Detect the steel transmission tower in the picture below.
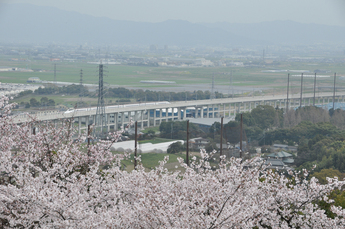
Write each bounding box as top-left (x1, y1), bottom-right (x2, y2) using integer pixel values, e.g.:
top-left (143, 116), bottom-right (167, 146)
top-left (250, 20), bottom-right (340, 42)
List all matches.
top-left (95, 64), bottom-right (106, 138)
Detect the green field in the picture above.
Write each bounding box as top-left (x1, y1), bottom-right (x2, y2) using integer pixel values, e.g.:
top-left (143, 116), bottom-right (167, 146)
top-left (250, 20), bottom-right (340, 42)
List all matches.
top-left (138, 138), bottom-right (172, 144)
top-left (120, 152), bottom-right (187, 172)
top-left (141, 126), bottom-right (160, 134)
top-left (2, 55), bottom-right (345, 96)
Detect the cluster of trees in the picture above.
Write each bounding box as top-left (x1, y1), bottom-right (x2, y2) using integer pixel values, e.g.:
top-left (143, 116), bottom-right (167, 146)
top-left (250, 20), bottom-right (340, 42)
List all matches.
top-left (209, 105), bottom-right (283, 145)
top-left (105, 87), bottom-right (225, 102)
top-left (17, 90), bottom-right (33, 97)
top-left (22, 97), bottom-right (56, 108)
top-left (17, 84), bottom-right (88, 98)
top-left (263, 121), bottom-right (338, 146)
top-left (284, 106), bottom-right (335, 128)
top-left (251, 105), bottom-right (345, 174)
top-left (19, 86), bottom-right (227, 103)
top-left (208, 105), bottom-right (345, 146)
top-left (205, 105), bottom-right (345, 179)
top-left (1, 96), bottom-right (345, 227)
top-left (35, 84), bottom-right (88, 96)
top-left (159, 121), bottom-right (206, 140)
top-left (167, 141), bottom-right (185, 154)
top-left (295, 130), bottom-right (345, 172)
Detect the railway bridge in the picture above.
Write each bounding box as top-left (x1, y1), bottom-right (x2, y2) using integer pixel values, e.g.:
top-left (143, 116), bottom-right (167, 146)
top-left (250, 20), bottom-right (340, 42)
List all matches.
top-left (12, 92), bottom-right (345, 134)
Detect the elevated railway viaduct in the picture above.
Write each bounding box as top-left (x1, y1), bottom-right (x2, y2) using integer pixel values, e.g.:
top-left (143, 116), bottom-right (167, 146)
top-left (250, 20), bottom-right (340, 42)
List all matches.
top-left (12, 92), bottom-right (345, 135)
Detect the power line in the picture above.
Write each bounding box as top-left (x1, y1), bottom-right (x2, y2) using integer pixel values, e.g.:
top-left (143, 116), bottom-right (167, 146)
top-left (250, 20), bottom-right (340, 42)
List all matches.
top-left (299, 73), bottom-right (303, 108)
top-left (333, 73), bottom-right (336, 110)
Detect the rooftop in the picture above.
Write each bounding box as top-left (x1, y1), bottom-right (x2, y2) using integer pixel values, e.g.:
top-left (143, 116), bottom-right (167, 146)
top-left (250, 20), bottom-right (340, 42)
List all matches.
top-left (267, 151), bottom-right (293, 158)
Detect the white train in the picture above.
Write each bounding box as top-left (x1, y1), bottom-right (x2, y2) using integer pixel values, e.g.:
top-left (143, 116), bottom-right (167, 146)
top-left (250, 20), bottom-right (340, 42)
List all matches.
top-left (64, 101), bottom-right (170, 114)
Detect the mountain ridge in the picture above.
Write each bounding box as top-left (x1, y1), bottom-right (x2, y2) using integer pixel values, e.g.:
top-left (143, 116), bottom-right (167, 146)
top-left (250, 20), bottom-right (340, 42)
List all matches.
top-left (200, 20), bottom-right (345, 45)
top-left (0, 3), bottom-right (343, 46)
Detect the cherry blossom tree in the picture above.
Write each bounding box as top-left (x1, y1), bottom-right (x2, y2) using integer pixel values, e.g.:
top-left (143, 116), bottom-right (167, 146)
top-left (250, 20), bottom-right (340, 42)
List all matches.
top-left (0, 96), bottom-right (345, 228)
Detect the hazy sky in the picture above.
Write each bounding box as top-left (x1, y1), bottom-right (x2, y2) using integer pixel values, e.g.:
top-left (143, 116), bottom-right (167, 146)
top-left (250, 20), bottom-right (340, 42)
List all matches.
top-left (2, 0), bottom-right (345, 26)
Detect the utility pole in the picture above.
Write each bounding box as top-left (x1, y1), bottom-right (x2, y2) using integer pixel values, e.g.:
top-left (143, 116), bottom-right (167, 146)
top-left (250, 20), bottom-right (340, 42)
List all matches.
top-left (240, 114), bottom-right (243, 159)
top-left (231, 71), bottom-right (234, 99)
top-left (171, 122), bottom-right (173, 139)
top-left (186, 120), bottom-right (190, 166)
top-left (228, 78), bottom-right (230, 98)
top-left (134, 121), bottom-right (138, 170)
top-left (286, 73), bottom-right (290, 111)
top-left (220, 116), bottom-right (223, 161)
top-left (213, 123), bottom-right (216, 140)
top-left (333, 73), bottom-right (336, 110)
top-left (313, 73), bottom-right (317, 106)
top-left (300, 73), bottom-right (304, 108)
top-left (87, 124), bottom-right (91, 158)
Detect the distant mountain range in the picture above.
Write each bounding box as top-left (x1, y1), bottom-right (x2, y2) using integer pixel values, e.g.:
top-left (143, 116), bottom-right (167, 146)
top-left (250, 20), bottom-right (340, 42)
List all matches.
top-left (0, 3), bottom-right (344, 46)
top-left (200, 21), bottom-right (345, 45)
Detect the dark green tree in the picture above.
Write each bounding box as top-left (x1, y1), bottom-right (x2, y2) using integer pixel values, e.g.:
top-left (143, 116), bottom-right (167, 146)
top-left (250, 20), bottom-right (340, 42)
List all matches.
top-left (250, 105), bottom-right (276, 130)
top-left (30, 98), bottom-right (40, 107)
top-left (224, 121), bottom-right (241, 144)
top-left (167, 141), bottom-right (185, 154)
top-left (235, 112), bottom-right (255, 126)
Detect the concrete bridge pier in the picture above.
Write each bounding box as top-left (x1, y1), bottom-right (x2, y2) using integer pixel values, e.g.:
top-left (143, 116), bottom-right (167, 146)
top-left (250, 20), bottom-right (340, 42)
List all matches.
top-left (121, 112), bottom-right (125, 129)
top-left (159, 109), bottom-right (163, 125)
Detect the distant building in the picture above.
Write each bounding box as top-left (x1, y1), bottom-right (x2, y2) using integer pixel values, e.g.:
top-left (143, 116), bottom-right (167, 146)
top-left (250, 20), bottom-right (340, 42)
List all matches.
top-left (264, 158), bottom-right (290, 170)
top-left (227, 62), bottom-right (244, 67)
top-left (235, 141), bottom-right (247, 151)
top-left (157, 62), bottom-right (167, 66)
top-left (194, 58), bottom-right (214, 67)
top-left (216, 143), bottom-right (229, 150)
top-left (150, 45), bottom-right (157, 51)
top-left (272, 144), bottom-right (297, 152)
top-left (267, 151), bottom-right (294, 164)
top-left (189, 137), bottom-right (210, 150)
top-left (50, 58), bottom-right (61, 62)
top-left (0, 67), bottom-right (17, 72)
top-left (27, 77), bottom-right (41, 83)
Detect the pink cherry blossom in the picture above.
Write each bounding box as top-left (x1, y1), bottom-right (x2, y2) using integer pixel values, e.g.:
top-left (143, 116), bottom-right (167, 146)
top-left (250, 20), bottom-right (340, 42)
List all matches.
top-left (0, 96), bottom-right (344, 228)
